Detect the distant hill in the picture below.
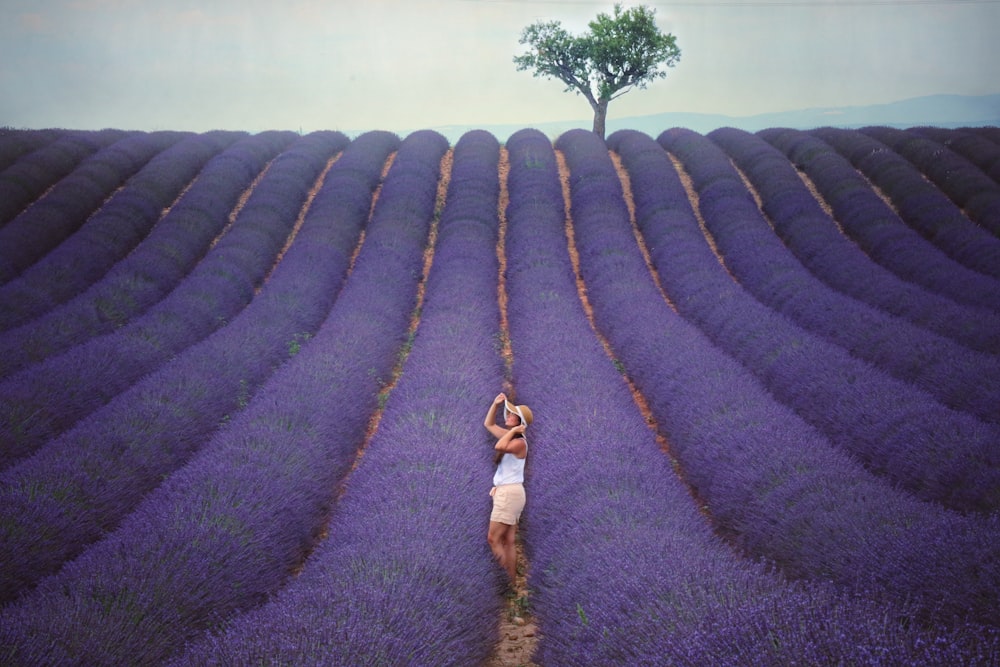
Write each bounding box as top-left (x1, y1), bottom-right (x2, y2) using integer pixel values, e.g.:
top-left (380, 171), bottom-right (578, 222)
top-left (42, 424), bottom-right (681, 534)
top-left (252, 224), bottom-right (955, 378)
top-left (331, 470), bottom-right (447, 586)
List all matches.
top-left (420, 93), bottom-right (1000, 142)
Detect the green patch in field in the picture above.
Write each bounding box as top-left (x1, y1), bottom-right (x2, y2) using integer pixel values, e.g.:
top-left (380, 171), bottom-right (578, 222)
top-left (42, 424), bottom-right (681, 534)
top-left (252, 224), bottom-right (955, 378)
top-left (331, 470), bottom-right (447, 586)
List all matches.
top-left (287, 331), bottom-right (312, 356)
top-left (510, 592), bottom-right (531, 619)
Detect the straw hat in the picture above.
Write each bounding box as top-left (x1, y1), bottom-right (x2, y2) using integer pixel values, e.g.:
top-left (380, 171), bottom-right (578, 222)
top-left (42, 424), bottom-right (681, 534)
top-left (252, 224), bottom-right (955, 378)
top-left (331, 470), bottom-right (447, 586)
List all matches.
top-left (504, 399), bottom-right (533, 426)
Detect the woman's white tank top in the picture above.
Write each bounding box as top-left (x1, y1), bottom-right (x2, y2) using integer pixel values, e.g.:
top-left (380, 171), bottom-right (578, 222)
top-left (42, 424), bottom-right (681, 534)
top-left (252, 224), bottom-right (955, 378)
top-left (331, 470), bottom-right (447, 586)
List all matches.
top-left (493, 445), bottom-right (526, 486)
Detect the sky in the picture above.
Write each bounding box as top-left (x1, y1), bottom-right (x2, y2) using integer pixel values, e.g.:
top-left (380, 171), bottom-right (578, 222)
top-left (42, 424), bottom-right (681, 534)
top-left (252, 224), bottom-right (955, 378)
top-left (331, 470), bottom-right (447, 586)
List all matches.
top-left (1, 0), bottom-right (998, 135)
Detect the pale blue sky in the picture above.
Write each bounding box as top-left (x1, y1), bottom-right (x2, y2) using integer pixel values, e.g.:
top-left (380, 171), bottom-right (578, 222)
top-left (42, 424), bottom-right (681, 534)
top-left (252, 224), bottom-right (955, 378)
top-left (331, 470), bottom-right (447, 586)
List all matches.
top-left (1, 0), bottom-right (997, 133)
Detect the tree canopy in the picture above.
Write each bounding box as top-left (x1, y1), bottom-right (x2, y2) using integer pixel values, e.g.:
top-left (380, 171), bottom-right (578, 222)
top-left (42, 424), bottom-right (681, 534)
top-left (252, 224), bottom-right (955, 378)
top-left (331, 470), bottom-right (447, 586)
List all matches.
top-left (513, 4), bottom-right (680, 139)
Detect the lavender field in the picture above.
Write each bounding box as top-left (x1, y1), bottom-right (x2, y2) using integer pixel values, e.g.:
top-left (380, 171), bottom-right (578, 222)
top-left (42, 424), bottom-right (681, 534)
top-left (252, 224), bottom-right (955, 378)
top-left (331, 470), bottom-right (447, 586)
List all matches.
top-left (1, 125), bottom-right (999, 665)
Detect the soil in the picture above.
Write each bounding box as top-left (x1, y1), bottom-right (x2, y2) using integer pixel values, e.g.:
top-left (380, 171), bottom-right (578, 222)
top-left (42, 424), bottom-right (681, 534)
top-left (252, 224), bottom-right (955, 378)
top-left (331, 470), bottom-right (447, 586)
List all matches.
top-left (485, 542), bottom-right (539, 667)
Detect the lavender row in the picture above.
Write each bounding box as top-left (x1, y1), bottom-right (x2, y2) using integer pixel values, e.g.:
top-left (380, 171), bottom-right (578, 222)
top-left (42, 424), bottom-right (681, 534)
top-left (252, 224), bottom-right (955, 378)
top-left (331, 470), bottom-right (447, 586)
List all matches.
top-left (0, 129), bottom-right (61, 173)
top-left (973, 126), bottom-right (1000, 146)
top-left (507, 127), bottom-right (997, 663)
top-left (0, 130), bottom-right (389, 601)
top-left (663, 127), bottom-right (1000, 427)
top-left (813, 127), bottom-right (1000, 281)
top-left (760, 127), bottom-right (1000, 312)
top-left (601, 128), bottom-right (1000, 626)
top-left (0, 131), bottom-right (237, 331)
top-left (911, 127), bottom-right (1000, 185)
top-left (174, 129), bottom-right (503, 666)
top-left (0, 131), bottom-right (345, 469)
top-left (708, 127), bottom-right (1000, 356)
top-left (0, 130), bottom-right (295, 379)
top-left (860, 126), bottom-right (1000, 236)
top-left (0, 131), bottom-right (188, 285)
top-left (655, 127), bottom-right (1000, 511)
top-left (0, 129), bottom-right (125, 225)
top-left (0, 131), bottom-right (449, 666)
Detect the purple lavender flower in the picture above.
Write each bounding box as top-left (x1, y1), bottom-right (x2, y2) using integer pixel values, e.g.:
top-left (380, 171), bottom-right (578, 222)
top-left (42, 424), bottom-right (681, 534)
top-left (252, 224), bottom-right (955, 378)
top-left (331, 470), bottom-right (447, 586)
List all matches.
top-left (0, 128), bottom-right (63, 172)
top-left (709, 126), bottom-right (1000, 354)
top-left (173, 129), bottom-right (502, 666)
top-left (500, 126), bottom-right (1000, 664)
top-left (0, 131), bottom-right (374, 600)
top-left (815, 127), bottom-right (1000, 280)
top-left (862, 125), bottom-right (1000, 236)
top-left (0, 130), bottom-right (455, 665)
top-left (0, 131), bottom-right (191, 285)
top-left (0, 131), bottom-right (294, 379)
top-left (574, 127), bottom-right (1000, 623)
top-left (910, 127), bottom-right (1000, 184)
top-left (662, 127), bottom-right (1000, 425)
top-left (0, 131), bottom-right (345, 467)
top-left (762, 127), bottom-right (1000, 312)
top-left (0, 125), bottom-right (997, 665)
top-left (0, 131), bottom-right (238, 330)
top-left (0, 129), bottom-right (125, 225)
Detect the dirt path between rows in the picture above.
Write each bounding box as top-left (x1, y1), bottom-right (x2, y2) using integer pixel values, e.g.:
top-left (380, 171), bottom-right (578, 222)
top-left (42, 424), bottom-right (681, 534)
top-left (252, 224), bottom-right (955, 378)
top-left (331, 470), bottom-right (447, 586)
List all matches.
top-left (484, 543), bottom-right (537, 667)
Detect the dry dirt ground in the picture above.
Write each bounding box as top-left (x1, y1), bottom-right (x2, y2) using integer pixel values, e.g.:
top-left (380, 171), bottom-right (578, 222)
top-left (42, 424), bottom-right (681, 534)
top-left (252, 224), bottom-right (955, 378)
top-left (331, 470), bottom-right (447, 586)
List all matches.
top-left (485, 542), bottom-right (538, 667)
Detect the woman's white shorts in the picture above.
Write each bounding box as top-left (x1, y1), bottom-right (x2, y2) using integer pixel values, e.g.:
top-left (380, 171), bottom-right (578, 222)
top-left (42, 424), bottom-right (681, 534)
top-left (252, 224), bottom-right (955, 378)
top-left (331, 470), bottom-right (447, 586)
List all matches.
top-left (489, 483), bottom-right (525, 525)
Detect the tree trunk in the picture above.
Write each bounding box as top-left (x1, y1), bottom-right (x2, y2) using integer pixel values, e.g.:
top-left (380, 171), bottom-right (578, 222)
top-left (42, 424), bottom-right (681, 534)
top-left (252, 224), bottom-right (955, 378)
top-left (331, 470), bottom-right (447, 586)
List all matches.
top-left (592, 99), bottom-right (609, 140)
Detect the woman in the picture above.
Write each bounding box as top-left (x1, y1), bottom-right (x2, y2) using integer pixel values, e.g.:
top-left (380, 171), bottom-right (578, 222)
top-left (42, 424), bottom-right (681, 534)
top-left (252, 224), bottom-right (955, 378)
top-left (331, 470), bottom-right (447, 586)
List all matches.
top-left (483, 392), bottom-right (533, 583)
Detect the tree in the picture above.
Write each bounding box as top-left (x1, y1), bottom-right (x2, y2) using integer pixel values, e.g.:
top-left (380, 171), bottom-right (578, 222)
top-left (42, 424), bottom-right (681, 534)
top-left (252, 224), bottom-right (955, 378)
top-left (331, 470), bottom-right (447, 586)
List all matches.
top-left (513, 4), bottom-right (680, 139)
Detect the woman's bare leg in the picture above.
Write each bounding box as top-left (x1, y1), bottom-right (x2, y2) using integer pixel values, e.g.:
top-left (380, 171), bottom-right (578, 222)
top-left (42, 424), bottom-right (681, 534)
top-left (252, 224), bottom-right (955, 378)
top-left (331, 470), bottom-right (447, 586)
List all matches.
top-left (502, 524), bottom-right (518, 582)
top-left (488, 521), bottom-right (517, 582)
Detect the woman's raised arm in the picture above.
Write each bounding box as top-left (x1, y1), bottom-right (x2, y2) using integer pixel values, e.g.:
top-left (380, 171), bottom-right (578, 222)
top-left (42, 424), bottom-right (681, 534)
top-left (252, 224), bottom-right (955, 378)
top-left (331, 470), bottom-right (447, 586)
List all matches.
top-left (484, 393), bottom-right (507, 438)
